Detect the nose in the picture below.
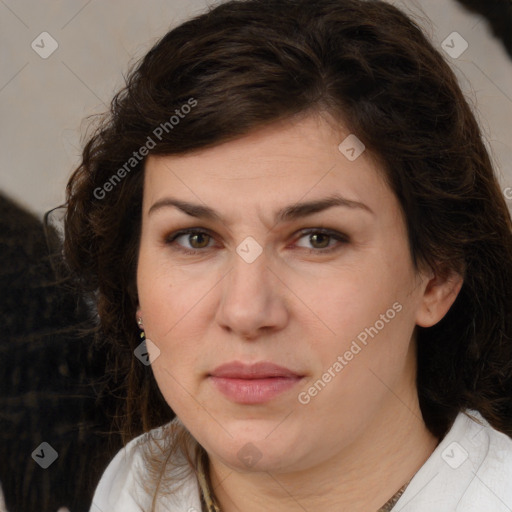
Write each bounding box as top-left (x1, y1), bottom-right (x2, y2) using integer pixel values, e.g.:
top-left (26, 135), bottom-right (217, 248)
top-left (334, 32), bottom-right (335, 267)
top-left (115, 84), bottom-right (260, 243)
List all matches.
top-left (215, 246), bottom-right (289, 340)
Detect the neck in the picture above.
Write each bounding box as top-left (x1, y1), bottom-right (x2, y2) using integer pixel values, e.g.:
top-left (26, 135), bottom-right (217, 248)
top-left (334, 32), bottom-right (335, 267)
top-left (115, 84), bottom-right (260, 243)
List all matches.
top-left (208, 363), bottom-right (439, 512)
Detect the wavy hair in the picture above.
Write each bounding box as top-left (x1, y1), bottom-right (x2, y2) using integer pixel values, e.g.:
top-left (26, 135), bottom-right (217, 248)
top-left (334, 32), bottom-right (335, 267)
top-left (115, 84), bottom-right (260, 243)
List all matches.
top-left (64, 0), bottom-right (512, 500)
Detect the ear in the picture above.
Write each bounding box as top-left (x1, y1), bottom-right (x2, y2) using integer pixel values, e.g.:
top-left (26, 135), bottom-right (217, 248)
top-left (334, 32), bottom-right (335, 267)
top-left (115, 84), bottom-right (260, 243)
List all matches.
top-left (415, 268), bottom-right (463, 328)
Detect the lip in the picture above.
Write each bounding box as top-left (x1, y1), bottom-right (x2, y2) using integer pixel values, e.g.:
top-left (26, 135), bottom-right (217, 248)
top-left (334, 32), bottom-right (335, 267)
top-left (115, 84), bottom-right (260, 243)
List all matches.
top-left (210, 361), bottom-right (302, 379)
top-left (209, 361), bottom-right (304, 404)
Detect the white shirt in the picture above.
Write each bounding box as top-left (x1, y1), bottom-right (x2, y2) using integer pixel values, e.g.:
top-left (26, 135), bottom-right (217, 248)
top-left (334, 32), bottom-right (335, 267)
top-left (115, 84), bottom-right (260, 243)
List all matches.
top-left (90, 410), bottom-right (512, 512)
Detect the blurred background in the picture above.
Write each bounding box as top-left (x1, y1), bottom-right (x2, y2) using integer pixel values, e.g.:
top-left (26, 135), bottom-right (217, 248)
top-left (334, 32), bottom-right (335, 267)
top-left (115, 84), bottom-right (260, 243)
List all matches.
top-left (0, 1), bottom-right (511, 511)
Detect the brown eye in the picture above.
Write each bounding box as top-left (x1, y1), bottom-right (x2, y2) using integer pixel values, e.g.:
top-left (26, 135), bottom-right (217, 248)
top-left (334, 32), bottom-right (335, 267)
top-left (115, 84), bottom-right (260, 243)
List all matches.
top-left (308, 232), bottom-right (331, 249)
top-left (187, 232), bottom-right (211, 249)
top-left (294, 228), bottom-right (349, 253)
top-left (166, 229), bottom-right (216, 254)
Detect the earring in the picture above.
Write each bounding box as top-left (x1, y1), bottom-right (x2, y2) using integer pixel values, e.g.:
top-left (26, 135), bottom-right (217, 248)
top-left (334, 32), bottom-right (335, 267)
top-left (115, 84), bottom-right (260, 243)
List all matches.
top-left (137, 317), bottom-right (146, 340)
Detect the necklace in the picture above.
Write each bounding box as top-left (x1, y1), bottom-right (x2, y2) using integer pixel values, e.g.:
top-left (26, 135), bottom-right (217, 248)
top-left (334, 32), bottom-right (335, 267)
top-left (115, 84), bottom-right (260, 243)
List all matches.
top-left (196, 449), bottom-right (410, 512)
top-left (377, 480), bottom-right (410, 511)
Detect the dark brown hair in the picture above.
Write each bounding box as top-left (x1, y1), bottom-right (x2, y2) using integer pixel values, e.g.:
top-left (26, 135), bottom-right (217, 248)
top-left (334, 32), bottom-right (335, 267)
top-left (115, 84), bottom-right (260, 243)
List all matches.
top-left (64, 0), bottom-right (512, 449)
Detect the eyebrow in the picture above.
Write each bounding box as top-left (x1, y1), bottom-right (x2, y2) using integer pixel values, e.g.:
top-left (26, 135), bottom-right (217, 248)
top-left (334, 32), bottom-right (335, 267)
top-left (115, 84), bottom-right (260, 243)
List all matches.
top-left (147, 194), bottom-right (373, 223)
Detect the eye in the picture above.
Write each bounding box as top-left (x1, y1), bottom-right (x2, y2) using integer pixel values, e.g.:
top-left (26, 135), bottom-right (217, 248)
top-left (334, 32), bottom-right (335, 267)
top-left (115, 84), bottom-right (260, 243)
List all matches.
top-left (165, 228), bottom-right (216, 255)
top-left (165, 227), bottom-right (349, 256)
top-left (293, 228), bottom-right (349, 253)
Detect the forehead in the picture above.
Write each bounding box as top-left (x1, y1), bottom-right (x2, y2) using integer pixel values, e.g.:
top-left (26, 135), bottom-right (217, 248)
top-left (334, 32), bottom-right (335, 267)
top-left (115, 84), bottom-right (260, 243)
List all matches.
top-left (142, 113), bottom-right (393, 220)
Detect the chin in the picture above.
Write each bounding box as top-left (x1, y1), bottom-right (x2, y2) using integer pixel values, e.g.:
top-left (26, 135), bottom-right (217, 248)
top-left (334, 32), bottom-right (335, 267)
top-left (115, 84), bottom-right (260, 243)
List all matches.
top-left (216, 445), bottom-right (293, 473)
top-left (204, 428), bottom-right (303, 474)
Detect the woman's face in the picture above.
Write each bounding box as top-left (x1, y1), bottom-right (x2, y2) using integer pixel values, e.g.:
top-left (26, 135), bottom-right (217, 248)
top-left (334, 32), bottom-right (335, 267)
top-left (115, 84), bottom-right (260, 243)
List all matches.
top-left (136, 112), bottom-right (433, 473)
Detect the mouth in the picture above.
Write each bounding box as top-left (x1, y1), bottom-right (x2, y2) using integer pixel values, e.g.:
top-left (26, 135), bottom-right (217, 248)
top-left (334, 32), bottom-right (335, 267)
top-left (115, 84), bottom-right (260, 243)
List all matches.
top-left (208, 361), bottom-right (305, 404)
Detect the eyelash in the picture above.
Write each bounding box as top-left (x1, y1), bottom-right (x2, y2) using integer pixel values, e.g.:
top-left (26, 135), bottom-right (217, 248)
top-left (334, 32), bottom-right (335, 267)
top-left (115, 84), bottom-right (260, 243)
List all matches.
top-left (164, 227), bottom-right (349, 256)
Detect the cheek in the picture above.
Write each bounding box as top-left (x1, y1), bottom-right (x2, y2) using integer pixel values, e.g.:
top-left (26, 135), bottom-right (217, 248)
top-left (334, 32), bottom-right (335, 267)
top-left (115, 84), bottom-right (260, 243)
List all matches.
top-left (136, 264), bottom-right (208, 404)
top-left (137, 253), bottom-right (216, 338)
top-left (304, 262), bottom-right (406, 344)
top-left (299, 305), bottom-right (414, 433)
top-left (304, 259), bottom-right (417, 391)
top-left (145, 306), bottom-right (207, 416)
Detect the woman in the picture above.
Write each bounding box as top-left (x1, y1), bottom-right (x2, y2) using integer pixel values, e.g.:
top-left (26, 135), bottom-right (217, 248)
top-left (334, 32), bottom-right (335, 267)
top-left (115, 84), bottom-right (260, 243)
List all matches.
top-left (63, 0), bottom-right (512, 510)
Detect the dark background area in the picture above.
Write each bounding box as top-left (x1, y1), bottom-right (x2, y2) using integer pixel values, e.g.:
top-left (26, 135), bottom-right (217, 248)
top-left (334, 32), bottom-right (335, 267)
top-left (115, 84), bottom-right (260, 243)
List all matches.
top-left (0, 193), bottom-right (122, 512)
